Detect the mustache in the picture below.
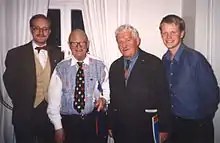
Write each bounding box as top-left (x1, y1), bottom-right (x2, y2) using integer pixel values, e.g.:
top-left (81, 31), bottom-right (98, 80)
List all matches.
top-left (36, 34), bottom-right (47, 37)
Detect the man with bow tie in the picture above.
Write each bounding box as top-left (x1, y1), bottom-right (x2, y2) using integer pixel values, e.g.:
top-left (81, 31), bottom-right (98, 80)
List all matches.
top-left (3, 14), bottom-right (64, 143)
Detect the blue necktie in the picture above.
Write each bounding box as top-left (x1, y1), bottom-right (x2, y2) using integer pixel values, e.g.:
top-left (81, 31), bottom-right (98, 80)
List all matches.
top-left (124, 60), bottom-right (130, 80)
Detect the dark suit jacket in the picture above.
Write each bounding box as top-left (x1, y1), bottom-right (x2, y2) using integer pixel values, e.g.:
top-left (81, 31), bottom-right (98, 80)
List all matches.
top-left (108, 49), bottom-right (171, 142)
top-left (3, 41), bottom-right (64, 125)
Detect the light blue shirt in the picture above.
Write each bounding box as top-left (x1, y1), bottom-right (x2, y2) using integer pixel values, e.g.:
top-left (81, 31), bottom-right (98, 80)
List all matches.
top-left (124, 50), bottom-right (139, 79)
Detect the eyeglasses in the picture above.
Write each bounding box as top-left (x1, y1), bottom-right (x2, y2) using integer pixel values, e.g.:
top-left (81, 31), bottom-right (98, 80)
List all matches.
top-left (32, 26), bottom-right (50, 33)
top-left (69, 41), bottom-right (87, 47)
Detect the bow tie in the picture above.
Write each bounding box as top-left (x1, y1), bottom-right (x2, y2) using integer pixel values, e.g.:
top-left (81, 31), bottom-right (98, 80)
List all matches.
top-left (35, 46), bottom-right (47, 53)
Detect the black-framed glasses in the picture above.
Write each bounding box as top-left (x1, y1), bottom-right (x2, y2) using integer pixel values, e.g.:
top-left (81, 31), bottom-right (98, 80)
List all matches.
top-left (69, 41), bottom-right (87, 47)
top-left (32, 26), bottom-right (50, 33)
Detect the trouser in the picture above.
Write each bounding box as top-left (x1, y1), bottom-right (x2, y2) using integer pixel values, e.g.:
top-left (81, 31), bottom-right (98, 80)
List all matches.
top-left (14, 100), bottom-right (55, 143)
top-left (170, 115), bottom-right (214, 143)
top-left (62, 111), bottom-right (107, 143)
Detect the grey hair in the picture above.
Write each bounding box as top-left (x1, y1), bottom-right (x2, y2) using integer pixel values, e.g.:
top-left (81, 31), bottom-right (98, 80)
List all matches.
top-left (115, 24), bottom-right (139, 38)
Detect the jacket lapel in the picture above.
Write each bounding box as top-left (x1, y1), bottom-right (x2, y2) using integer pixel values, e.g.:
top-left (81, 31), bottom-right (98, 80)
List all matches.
top-left (22, 42), bottom-right (37, 93)
top-left (126, 50), bottom-right (145, 86)
top-left (47, 46), bottom-right (57, 75)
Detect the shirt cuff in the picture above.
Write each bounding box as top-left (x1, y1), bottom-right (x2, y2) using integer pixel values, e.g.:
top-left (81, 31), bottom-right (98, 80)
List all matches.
top-left (54, 119), bottom-right (63, 130)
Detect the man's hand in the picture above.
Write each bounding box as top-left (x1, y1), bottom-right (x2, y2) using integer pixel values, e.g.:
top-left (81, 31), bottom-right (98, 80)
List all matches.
top-left (95, 97), bottom-right (106, 112)
top-left (159, 132), bottom-right (168, 143)
top-left (55, 128), bottom-right (65, 143)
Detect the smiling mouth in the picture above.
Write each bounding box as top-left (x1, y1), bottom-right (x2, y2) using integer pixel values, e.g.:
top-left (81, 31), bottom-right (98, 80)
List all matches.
top-left (123, 48), bottom-right (129, 52)
top-left (37, 36), bottom-right (47, 39)
top-left (166, 40), bottom-right (174, 43)
top-left (76, 49), bottom-right (84, 52)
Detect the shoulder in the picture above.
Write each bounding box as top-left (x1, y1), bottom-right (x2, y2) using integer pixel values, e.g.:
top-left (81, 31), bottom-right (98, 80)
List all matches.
top-left (56, 57), bottom-right (72, 69)
top-left (110, 56), bottom-right (123, 69)
top-left (6, 42), bottom-right (32, 57)
top-left (87, 54), bottom-right (106, 66)
top-left (182, 45), bottom-right (208, 64)
top-left (139, 49), bottom-right (162, 65)
top-left (88, 54), bottom-right (103, 62)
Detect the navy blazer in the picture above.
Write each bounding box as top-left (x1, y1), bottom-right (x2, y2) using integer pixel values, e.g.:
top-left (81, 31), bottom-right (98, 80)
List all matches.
top-left (108, 49), bottom-right (171, 142)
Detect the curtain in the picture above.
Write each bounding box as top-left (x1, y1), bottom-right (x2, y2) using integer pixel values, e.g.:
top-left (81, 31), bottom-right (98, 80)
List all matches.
top-left (0, 0), bottom-right (49, 142)
top-left (82, 0), bottom-right (130, 68)
top-left (82, 1), bottom-right (130, 142)
top-left (208, 0), bottom-right (220, 142)
top-left (208, 0), bottom-right (220, 85)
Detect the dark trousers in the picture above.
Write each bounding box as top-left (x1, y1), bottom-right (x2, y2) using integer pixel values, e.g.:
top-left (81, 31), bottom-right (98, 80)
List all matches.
top-left (170, 115), bottom-right (214, 143)
top-left (14, 100), bottom-right (55, 143)
top-left (62, 111), bottom-right (107, 143)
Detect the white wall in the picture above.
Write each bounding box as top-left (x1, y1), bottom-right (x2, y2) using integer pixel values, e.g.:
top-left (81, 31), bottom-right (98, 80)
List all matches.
top-left (212, 0), bottom-right (220, 140)
top-left (94, 0), bottom-right (182, 67)
top-left (182, 0), bottom-right (196, 49)
top-left (184, 0), bottom-right (220, 142)
top-left (92, 0), bottom-right (182, 63)
top-left (128, 0), bottom-right (182, 58)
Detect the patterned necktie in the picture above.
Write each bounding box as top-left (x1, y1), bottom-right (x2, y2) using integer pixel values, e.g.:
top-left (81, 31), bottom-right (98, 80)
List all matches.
top-left (74, 62), bottom-right (85, 113)
top-left (124, 60), bottom-right (130, 80)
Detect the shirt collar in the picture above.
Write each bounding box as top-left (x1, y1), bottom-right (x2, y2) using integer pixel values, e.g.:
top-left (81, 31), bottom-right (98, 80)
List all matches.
top-left (32, 41), bottom-right (47, 50)
top-left (164, 44), bottom-right (184, 62)
top-left (70, 54), bottom-right (90, 66)
top-left (124, 49), bottom-right (139, 63)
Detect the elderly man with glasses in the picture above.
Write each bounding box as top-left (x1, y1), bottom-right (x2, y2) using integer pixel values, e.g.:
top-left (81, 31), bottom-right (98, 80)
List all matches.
top-left (47, 29), bottom-right (110, 143)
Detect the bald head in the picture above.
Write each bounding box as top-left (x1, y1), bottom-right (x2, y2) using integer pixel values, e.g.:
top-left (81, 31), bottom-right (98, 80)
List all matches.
top-left (68, 29), bottom-right (88, 42)
top-left (68, 29), bottom-right (89, 61)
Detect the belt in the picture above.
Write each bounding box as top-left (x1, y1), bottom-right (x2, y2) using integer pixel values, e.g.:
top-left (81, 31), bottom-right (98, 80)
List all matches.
top-left (61, 111), bottom-right (96, 120)
top-left (61, 111), bottom-right (104, 136)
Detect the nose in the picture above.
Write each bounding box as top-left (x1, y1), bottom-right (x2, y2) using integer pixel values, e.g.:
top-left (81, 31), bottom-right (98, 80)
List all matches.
top-left (121, 42), bottom-right (127, 48)
top-left (167, 33), bottom-right (173, 39)
top-left (75, 45), bottom-right (84, 50)
top-left (38, 29), bottom-right (45, 36)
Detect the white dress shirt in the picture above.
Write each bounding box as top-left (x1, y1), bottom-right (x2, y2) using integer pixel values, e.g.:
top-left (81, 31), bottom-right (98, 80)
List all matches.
top-left (32, 41), bottom-right (48, 69)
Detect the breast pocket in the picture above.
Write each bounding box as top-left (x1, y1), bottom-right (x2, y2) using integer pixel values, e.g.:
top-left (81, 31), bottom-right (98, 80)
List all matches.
top-left (86, 75), bottom-right (98, 96)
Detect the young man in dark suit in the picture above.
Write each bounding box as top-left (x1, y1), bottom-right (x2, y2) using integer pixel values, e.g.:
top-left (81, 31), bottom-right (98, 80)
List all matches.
top-left (108, 24), bottom-right (171, 143)
top-left (3, 14), bottom-right (63, 143)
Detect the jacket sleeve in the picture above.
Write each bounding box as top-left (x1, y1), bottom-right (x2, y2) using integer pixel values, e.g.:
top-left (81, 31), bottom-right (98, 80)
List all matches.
top-left (3, 50), bottom-right (18, 100)
top-left (154, 60), bottom-right (172, 133)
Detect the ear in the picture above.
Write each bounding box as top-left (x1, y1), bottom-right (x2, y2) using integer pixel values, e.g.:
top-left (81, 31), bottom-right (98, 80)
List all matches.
top-left (30, 27), bottom-right (34, 34)
top-left (136, 37), bottom-right (141, 47)
top-left (180, 30), bottom-right (185, 39)
top-left (86, 40), bottom-right (90, 53)
top-left (48, 29), bottom-right (52, 36)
